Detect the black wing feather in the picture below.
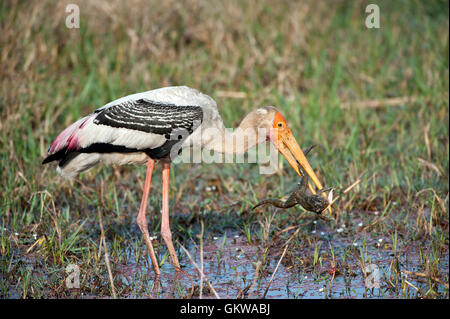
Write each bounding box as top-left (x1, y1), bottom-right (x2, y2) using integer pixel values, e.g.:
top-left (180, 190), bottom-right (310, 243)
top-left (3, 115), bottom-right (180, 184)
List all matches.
top-left (93, 99), bottom-right (203, 135)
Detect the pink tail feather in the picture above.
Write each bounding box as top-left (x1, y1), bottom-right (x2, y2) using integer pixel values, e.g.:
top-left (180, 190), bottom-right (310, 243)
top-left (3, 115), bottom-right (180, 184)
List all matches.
top-left (48, 115), bottom-right (93, 155)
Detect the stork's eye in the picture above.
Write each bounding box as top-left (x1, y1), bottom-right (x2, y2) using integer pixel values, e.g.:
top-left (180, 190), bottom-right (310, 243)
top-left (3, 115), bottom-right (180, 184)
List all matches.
top-left (277, 122), bottom-right (283, 128)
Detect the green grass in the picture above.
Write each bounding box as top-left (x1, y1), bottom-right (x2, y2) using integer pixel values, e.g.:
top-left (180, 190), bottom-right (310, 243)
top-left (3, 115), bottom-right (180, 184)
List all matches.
top-left (0, 0), bottom-right (448, 298)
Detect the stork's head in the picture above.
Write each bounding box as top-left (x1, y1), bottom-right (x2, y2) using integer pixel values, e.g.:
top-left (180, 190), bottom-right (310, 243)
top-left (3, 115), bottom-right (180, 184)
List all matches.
top-left (242, 106), bottom-right (323, 191)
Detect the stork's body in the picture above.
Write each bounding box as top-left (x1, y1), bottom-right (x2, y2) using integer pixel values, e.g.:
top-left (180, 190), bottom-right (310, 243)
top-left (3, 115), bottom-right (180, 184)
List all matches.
top-left (43, 86), bottom-right (324, 275)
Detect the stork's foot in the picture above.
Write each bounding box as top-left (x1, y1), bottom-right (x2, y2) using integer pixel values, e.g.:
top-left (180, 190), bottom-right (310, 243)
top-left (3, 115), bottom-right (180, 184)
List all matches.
top-left (161, 228), bottom-right (181, 270)
top-left (137, 217), bottom-right (161, 276)
top-left (150, 276), bottom-right (161, 298)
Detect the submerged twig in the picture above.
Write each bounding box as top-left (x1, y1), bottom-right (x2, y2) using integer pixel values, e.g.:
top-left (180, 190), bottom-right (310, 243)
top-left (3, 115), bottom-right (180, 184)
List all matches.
top-left (177, 240), bottom-right (220, 299)
top-left (198, 221), bottom-right (205, 299)
top-left (248, 261), bottom-right (262, 299)
top-left (97, 208), bottom-right (117, 299)
top-left (262, 244), bottom-right (289, 298)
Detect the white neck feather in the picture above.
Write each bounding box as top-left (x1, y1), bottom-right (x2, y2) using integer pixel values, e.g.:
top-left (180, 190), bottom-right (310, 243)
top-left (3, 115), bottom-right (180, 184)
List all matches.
top-left (184, 107), bottom-right (275, 156)
top-left (200, 110), bottom-right (271, 154)
top-left (202, 126), bottom-right (262, 154)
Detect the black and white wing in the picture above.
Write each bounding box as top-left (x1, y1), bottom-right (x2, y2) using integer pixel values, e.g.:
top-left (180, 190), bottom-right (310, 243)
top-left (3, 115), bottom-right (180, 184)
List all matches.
top-left (43, 88), bottom-right (206, 166)
top-left (89, 98), bottom-right (203, 158)
top-left (94, 98), bottom-right (203, 136)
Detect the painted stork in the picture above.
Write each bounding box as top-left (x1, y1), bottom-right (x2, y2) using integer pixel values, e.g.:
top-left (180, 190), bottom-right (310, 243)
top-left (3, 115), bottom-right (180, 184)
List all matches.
top-left (42, 86), bottom-right (324, 276)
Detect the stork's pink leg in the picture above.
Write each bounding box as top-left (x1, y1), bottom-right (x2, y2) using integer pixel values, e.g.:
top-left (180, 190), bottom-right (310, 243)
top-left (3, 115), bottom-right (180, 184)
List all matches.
top-left (161, 161), bottom-right (181, 270)
top-left (136, 159), bottom-right (161, 276)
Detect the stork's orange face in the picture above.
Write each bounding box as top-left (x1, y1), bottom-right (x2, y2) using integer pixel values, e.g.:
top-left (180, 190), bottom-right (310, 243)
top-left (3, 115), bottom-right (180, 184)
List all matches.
top-left (270, 112), bottom-right (323, 191)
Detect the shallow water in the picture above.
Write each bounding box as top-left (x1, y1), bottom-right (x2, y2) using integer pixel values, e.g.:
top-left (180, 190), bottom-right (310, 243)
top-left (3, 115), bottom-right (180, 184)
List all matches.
top-left (115, 230), bottom-right (449, 299)
top-left (4, 221), bottom-right (447, 299)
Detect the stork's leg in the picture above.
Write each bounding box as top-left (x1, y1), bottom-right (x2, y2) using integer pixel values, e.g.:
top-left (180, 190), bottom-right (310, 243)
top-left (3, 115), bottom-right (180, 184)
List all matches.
top-left (136, 159), bottom-right (161, 276)
top-left (161, 161), bottom-right (181, 270)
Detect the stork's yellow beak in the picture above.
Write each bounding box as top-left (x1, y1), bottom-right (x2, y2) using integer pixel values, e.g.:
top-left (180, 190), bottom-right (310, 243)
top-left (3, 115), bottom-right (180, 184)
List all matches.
top-left (278, 130), bottom-right (323, 190)
top-left (271, 112), bottom-right (323, 191)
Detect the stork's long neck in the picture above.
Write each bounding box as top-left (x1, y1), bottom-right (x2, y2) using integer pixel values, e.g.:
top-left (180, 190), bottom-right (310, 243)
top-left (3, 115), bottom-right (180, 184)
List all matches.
top-left (200, 111), bottom-right (268, 154)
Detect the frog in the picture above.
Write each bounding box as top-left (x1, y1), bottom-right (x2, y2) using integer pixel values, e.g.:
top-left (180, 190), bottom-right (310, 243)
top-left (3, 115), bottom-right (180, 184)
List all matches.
top-left (252, 145), bottom-right (332, 214)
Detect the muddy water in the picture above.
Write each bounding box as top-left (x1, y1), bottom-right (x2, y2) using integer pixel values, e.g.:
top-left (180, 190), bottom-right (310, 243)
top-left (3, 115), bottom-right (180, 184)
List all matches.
top-left (116, 231), bottom-right (449, 299)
